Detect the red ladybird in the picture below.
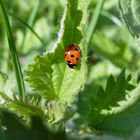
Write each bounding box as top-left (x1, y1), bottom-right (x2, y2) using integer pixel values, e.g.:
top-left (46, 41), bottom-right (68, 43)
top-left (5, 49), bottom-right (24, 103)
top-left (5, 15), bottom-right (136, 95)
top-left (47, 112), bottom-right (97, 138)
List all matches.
top-left (64, 43), bottom-right (81, 68)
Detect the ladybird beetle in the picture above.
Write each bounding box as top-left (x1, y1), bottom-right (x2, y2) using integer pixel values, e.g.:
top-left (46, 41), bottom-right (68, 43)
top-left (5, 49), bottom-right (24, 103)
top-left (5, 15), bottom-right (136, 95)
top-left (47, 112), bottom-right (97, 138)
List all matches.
top-left (64, 43), bottom-right (81, 68)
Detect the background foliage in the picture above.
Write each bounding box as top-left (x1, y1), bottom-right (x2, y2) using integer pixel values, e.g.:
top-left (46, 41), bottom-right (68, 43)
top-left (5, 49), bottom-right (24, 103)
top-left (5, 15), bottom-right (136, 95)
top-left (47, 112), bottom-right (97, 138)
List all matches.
top-left (0, 0), bottom-right (140, 139)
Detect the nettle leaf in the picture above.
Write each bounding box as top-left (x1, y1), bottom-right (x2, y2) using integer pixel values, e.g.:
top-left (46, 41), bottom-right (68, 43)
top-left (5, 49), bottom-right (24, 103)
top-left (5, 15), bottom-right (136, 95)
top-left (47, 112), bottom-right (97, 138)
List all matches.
top-left (96, 83), bottom-right (140, 137)
top-left (0, 73), bottom-right (44, 118)
top-left (26, 0), bottom-right (90, 105)
top-left (78, 70), bottom-right (136, 128)
top-left (0, 91), bottom-right (45, 118)
top-left (94, 70), bottom-right (135, 111)
top-left (118, 0), bottom-right (140, 39)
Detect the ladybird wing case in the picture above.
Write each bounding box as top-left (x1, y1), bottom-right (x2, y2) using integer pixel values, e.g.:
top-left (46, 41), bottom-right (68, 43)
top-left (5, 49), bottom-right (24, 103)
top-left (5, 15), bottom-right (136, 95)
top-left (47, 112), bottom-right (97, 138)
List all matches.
top-left (64, 44), bottom-right (80, 68)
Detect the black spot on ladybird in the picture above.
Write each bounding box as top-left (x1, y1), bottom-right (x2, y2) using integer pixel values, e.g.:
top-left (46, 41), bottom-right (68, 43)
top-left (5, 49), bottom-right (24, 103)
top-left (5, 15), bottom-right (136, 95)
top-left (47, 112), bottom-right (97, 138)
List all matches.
top-left (75, 48), bottom-right (79, 51)
top-left (71, 55), bottom-right (74, 57)
top-left (76, 58), bottom-right (79, 61)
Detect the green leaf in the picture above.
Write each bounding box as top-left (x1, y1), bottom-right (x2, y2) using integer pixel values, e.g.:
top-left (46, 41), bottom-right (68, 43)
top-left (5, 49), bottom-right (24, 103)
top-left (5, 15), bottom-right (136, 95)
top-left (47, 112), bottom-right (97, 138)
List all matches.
top-left (96, 83), bottom-right (140, 137)
top-left (0, 72), bottom-right (44, 118)
top-left (118, 0), bottom-right (140, 39)
top-left (26, 0), bottom-right (90, 105)
top-left (0, 91), bottom-right (44, 118)
top-left (95, 70), bottom-right (135, 111)
top-left (78, 70), bottom-right (136, 128)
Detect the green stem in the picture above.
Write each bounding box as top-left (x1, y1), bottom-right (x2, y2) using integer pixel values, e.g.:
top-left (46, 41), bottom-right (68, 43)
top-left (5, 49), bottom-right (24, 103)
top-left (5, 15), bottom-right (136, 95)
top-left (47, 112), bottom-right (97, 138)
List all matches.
top-left (0, 0), bottom-right (25, 101)
top-left (87, 0), bottom-right (105, 46)
top-left (100, 11), bottom-right (122, 26)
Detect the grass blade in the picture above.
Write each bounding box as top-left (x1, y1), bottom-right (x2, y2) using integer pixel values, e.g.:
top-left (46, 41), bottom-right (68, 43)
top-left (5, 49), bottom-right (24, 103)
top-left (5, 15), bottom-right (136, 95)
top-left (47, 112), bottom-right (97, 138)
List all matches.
top-left (21, 0), bottom-right (40, 52)
top-left (9, 13), bottom-right (46, 47)
top-left (87, 0), bottom-right (105, 45)
top-left (0, 0), bottom-right (25, 100)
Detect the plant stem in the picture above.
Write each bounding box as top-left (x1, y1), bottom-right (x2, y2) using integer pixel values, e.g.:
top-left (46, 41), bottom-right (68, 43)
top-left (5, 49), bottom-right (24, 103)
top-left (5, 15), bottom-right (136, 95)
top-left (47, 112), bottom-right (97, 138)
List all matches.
top-left (87, 0), bottom-right (105, 46)
top-left (0, 0), bottom-right (26, 101)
